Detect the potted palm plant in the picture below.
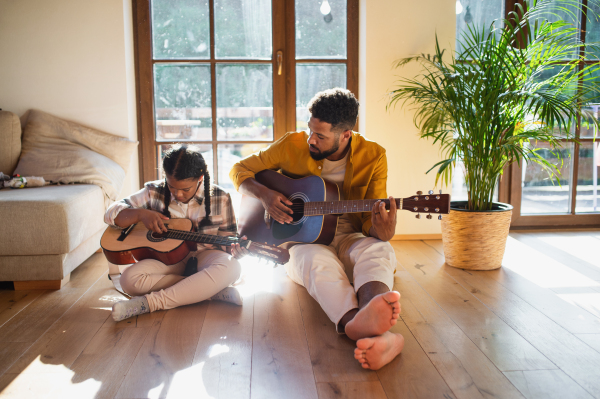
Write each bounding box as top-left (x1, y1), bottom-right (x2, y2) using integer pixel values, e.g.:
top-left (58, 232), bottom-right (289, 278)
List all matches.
top-left (388, 0), bottom-right (600, 270)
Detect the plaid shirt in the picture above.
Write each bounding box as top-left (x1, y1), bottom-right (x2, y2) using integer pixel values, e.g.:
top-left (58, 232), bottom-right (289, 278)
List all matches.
top-left (104, 180), bottom-right (237, 251)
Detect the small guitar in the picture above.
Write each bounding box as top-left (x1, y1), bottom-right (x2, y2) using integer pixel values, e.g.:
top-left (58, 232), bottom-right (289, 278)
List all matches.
top-left (101, 218), bottom-right (290, 265)
top-left (238, 169), bottom-right (451, 248)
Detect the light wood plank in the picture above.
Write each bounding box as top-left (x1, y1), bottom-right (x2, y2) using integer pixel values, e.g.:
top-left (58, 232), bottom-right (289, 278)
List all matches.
top-left (504, 370), bottom-right (594, 399)
top-left (115, 302), bottom-right (209, 399)
top-left (251, 266), bottom-right (318, 399)
top-left (0, 290), bottom-right (44, 329)
top-left (575, 334), bottom-right (600, 353)
top-left (13, 273), bottom-right (71, 291)
top-left (432, 256), bottom-right (600, 396)
top-left (394, 241), bottom-right (555, 371)
top-left (5, 275), bottom-right (119, 375)
top-left (295, 284), bottom-right (377, 383)
top-left (394, 270), bottom-right (524, 399)
top-left (68, 325), bottom-right (151, 399)
top-left (377, 318), bottom-right (457, 399)
top-left (0, 342), bottom-right (30, 376)
top-left (0, 254), bottom-right (107, 343)
top-left (316, 381), bottom-right (387, 399)
top-left (424, 239), bottom-right (600, 335)
top-left (189, 296), bottom-right (255, 399)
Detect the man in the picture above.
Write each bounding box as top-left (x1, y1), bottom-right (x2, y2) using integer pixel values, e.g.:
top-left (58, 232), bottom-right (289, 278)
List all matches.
top-left (229, 88), bottom-right (404, 370)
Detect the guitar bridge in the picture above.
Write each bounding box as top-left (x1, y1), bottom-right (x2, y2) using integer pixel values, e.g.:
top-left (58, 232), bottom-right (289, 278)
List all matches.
top-left (117, 223), bottom-right (136, 241)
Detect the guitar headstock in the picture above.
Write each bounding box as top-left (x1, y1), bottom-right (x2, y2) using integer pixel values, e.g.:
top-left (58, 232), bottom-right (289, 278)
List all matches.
top-left (402, 191), bottom-right (451, 219)
top-left (244, 241), bottom-right (290, 264)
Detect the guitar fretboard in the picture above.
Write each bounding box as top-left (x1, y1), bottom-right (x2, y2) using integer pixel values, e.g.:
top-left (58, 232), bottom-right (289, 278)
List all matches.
top-left (165, 229), bottom-right (240, 246)
top-left (304, 198), bottom-right (404, 216)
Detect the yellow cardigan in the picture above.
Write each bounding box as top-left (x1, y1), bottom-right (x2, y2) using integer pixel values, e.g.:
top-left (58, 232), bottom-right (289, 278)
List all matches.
top-left (229, 131), bottom-right (388, 236)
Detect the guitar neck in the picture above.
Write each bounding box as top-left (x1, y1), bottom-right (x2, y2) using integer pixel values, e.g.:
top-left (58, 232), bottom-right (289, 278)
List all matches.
top-left (304, 198), bottom-right (403, 216)
top-left (166, 229), bottom-right (239, 246)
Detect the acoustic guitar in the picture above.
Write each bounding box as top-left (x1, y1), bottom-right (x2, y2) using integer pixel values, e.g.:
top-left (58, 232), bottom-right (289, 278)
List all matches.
top-left (238, 169), bottom-right (451, 248)
top-left (101, 218), bottom-right (290, 265)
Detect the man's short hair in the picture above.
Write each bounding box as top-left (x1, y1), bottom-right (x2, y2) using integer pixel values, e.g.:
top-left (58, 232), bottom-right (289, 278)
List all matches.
top-left (307, 88), bottom-right (359, 132)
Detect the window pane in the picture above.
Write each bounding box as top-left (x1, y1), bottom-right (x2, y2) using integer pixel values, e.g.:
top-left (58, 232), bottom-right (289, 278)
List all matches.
top-left (581, 104), bottom-right (599, 139)
top-left (295, 0), bottom-right (346, 59)
top-left (585, 0), bottom-right (600, 59)
top-left (154, 65), bottom-right (212, 141)
top-left (529, 1), bottom-right (581, 60)
top-left (296, 64), bottom-right (346, 130)
top-left (521, 142), bottom-right (573, 214)
top-left (152, 0), bottom-right (210, 60)
top-left (214, 0), bottom-right (272, 59)
top-left (218, 143), bottom-right (270, 212)
top-left (576, 142), bottom-right (600, 213)
top-left (451, 160), bottom-right (498, 202)
top-left (216, 64), bottom-right (273, 141)
top-left (455, 0), bottom-right (504, 54)
top-left (157, 144), bottom-right (213, 181)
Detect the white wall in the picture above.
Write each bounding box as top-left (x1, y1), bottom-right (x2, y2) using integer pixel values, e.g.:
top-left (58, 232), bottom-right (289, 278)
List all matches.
top-left (0, 0), bottom-right (139, 197)
top-left (360, 0), bottom-right (456, 236)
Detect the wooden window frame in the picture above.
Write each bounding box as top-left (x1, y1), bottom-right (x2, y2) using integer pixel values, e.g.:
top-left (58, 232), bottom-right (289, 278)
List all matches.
top-left (132, 0), bottom-right (358, 186)
top-left (494, 0), bottom-right (600, 228)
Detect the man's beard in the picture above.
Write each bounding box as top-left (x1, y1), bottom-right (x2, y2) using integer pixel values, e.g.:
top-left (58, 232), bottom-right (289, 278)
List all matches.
top-left (309, 141), bottom-right (340, 161)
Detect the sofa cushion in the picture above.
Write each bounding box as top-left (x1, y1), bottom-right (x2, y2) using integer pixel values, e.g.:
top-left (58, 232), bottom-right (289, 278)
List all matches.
top-left (0, 185), bottom-right (106, 256)
top-left (0, 111), bottom-right (22, 176)
top-left (14, 110), bottom-right (138, 202)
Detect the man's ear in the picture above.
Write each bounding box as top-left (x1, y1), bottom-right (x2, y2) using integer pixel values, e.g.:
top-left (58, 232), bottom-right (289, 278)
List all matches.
top-left (342, 129), bottom-right (352, 141)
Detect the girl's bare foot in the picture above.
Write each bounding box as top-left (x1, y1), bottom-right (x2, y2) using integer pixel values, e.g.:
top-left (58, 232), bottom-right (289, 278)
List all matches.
top-left (354, 332), bottom-right (405, 370)
top-left (344, 291), bottom-right (401, 341)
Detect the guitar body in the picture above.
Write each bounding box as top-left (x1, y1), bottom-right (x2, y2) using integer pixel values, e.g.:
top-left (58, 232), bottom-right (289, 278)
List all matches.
top-left (101, 219), bottom-right (194, 265)
top-left (238, 169), bottom-right (340, 248)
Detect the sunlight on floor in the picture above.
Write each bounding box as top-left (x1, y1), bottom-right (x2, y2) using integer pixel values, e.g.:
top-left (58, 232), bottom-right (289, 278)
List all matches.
top-left (503, 236), bottom-right (600, 289)
top-left (1, 357), bottom-right (101, 398)
top-left (556, 292), bottom-right (600, 319)
top-left (537, 235), bottom-right (600, 269)
top-left (234, 255), bottom-right (277, 298)
top-left (167, 362), bottom-right (213, 399)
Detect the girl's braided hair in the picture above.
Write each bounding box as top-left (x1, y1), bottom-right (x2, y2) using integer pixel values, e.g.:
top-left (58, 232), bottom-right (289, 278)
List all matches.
top-left (161, 145), bottom-right (211, 228)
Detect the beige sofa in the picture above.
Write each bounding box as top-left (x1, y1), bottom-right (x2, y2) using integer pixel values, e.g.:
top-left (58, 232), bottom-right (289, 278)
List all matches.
top-left (0, 110), bottom-right (136, 289)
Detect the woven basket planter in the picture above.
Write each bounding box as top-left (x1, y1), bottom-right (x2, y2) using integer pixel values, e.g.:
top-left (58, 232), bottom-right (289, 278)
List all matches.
top-left (441, 201), bottom-right (513, 270)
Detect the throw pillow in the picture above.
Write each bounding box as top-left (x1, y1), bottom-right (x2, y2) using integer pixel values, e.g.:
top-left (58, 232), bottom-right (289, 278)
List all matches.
top-left (14, 110), bottom-right (138, 201)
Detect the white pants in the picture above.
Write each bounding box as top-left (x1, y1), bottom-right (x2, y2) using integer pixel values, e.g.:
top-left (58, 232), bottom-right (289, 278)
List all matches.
top-left (120, 250), bottom-right (241, 312)
top-left (284, 232), bottom-right (396, 328)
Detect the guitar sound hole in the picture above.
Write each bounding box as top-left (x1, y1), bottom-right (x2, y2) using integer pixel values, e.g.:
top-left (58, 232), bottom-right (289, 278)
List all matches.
top-left (147, 231), bottom-right (167, 242)
top-left (291, 198), bottom-right (305, 223)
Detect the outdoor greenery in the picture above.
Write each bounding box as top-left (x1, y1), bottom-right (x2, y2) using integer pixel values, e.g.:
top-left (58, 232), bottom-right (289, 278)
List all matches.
top-left (388, 0), bottom-right (600, 211)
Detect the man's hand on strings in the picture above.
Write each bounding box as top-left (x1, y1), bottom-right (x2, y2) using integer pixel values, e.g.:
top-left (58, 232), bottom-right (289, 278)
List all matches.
top-left (260, 188), bottom-right (294, 224)
top-left (369, 196), bottom-right (397, 242)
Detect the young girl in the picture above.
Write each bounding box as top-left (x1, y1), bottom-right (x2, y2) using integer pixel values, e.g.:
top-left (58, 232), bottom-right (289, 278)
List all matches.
top-left (105, 145), bottom-right (246, 321)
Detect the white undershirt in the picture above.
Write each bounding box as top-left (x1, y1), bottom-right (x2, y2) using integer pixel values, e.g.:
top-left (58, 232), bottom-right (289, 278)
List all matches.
top-left (321, 152), bottom-right (357, 235)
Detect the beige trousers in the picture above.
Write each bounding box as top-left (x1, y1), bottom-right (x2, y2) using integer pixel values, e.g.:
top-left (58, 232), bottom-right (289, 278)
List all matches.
top-left (284, 232), bottom-right (396, 328)
top-left (120, 249), bottom-right (242, 312)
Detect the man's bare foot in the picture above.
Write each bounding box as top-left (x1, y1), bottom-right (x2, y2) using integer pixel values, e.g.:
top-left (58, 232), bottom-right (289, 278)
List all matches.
top-left (344, 291), bottom-right (401, 341)
top-left (354, 332), bottom-right (405, 370)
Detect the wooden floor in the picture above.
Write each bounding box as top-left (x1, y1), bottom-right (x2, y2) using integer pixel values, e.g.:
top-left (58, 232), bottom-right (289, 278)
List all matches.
top-left (1, 230), bottom-right (600, 399)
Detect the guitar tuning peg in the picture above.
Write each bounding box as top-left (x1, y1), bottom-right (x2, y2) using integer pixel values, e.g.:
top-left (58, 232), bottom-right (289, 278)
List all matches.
top-left (415, 213), bottom-right (421, 219)
top-left (416, 191), bottom-right (423, 195)
top-left (428, 190), bottom-right (434, 195)
top-left (439, 189), bottom-right (442, 194)
top-left (426, 214), bottom-right (432, 220)
top-left (438, 215), bottom-right (443, 220)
